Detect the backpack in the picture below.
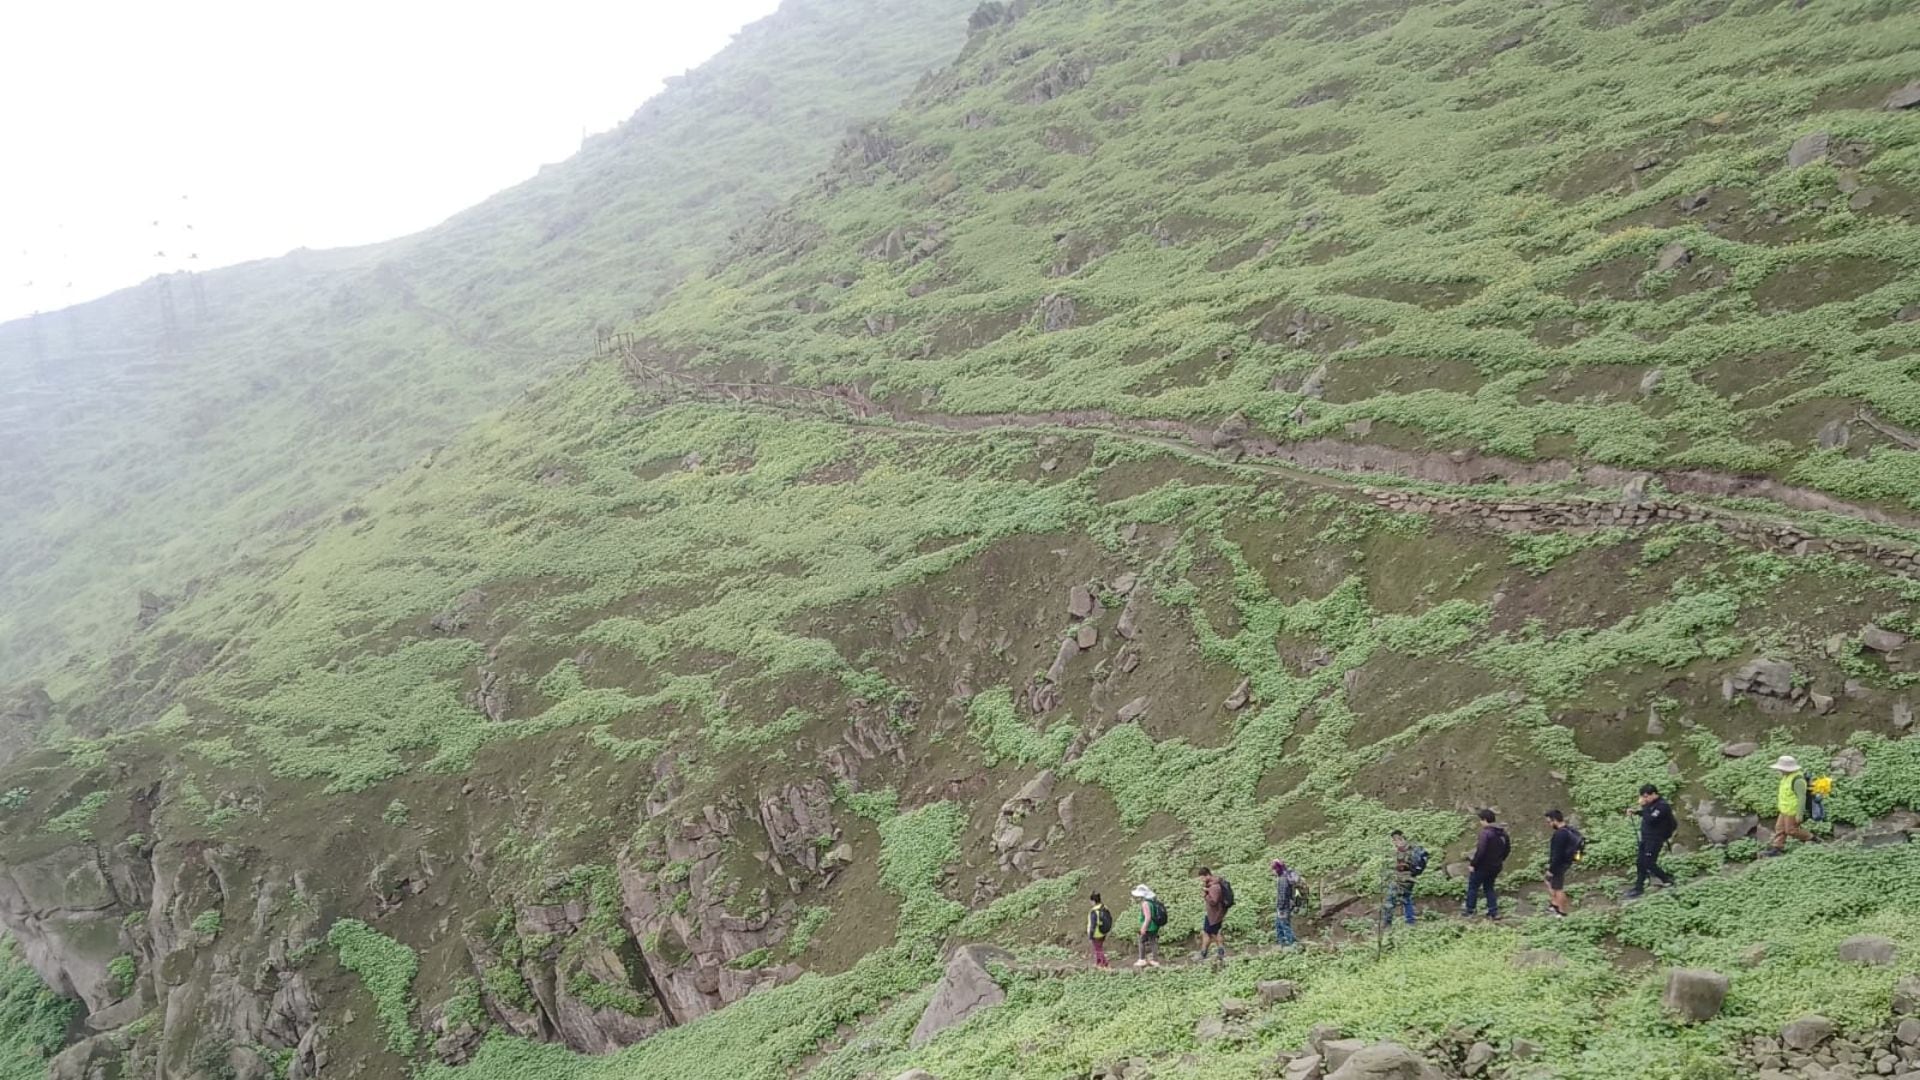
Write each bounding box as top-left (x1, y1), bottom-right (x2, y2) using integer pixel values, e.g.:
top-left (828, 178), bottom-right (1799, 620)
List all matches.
top-left (1283, 870), bottom-right (1309, 912)
top-left (1091, 906), bottom-right (1113, 940)
top-left (1147, 897), bottom-right (1168, 932)
top-left (1565, 826), bottom-right (1587, 863)
top-left (1493, 829), bottom-right (1512, 863)
top-left (1217, 877), bottom-right (1236, 912)
top-left (1408, 844), bottom-right (1430, 877)
top-left (1807, 775), bottom-right (1832, 822)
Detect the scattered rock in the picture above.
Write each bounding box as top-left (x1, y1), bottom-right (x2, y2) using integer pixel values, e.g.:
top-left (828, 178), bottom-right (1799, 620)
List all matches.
top-left (1037, 294), bottom-right (1077, 332)
top-left (1781, 1014), bottom-right (1835, 1052)
top-left (1720, 741), bottom-right (1759, 759)
top-left (1863, 626), bottom-right (1909, 654)
top-left (821, 843), bottom-right (854, 870)
top-left (1224, 678), bottom-right (1251, 712)
top-left (1284, 1054), bottom-right (1324, 1080)
top-left (1677, 187), bottom-right (1713, 212)
top-left (1117, 697), bottom-right (1150, 724)
top-left (1512, 948), bottom-right (1567, 970)
top-left (1838, 935), bottom-right (1897, 967)
top-left (1811, 692), bottom-right (1837, 716)
top-left (1639, 368), bottom-right (1665, 395)
top-left (1897, 701), bottom-right (1915, 731)
top-left (1731, 659), bottom-right (1796, 699)
top-left (1464, 1041), bottom-right (1495, 1076)
top-left (1076, 625), bottom-right (1098, 649)
top-left (1326, 1042), bottom-right (1447, 1080)
top-left (1893, 975), bottom-right (1920, 1015)
top-left (1886, 82), bottom-right (1920, 110)
top-left (1115, 593), bottom-right (1143, 640)
top-left (1655, 242), bottom-right (1692, 272)
top-left (1663, 968), bottom-right (1730, 1022)
top-left (1068, 586), bottom-right (1097, 619)
top-left (893, 1071), bottom-right (940, 1080)
top-left (1510, 1038), bottom-right (1539, 1060)
top-left (1210, 412), bottom-right (1250, 449)
top-left (910, 945), bottom-right (1014, 1047)
top-left (1694, 799), bottom-right (1758, 845)
top-left (1322, 1038), bottom-right (1369, 1072)
top-left (1817, 418), bottom-right (1853, 451)
top-left (1258, 979), bottom-right (1299, 1006)
top-left (1830, 746), bottom-right (1866, 777)
top-left (1219, 997), bottom-right (1253, 1019)
top-left (1788, 131), bottom-right (1831, 169)
top-left (1309, 1023), bottom-right (1346, 1056)
top-left (1111, 572), bottom-right (1138, 596)
top-left (1899, 1018), bottom-right (1920, 1046)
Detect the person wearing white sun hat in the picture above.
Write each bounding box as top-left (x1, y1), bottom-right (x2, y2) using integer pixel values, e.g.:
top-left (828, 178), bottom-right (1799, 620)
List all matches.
top-left (1762, 755), bottom-right (1814, 857)
top-left (1129, 884), bottom-right (1165, 968)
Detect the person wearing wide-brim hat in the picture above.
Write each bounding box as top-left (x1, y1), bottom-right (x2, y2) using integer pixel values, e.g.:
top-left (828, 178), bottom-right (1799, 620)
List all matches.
top-left (1762, 754), bottom-right (1814, 857)
top-left (1129, 884), bottom-right (1165, 968)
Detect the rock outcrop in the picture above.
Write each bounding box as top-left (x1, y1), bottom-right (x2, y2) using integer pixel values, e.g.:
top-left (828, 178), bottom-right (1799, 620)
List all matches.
top-left (911, 944), bottom-right (1013, 1047)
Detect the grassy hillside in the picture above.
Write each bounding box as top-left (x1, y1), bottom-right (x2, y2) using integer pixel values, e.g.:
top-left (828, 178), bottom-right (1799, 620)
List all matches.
top-left (0, 0), bottom-right (979, 685)
top-left (1, 0), bottom-right (1919, 1078)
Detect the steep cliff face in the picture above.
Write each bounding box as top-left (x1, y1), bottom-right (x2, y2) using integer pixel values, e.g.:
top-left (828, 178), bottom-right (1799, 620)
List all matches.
top-left (3, 0), bottom-right (1920, 1077)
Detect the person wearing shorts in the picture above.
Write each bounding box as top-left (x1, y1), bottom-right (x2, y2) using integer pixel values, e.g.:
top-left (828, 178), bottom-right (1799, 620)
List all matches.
top-left (1544, 809), bottom-right (1577, 917)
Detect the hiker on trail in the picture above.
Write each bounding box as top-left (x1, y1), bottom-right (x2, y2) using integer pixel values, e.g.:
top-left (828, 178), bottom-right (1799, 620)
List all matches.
top-left (1762, 755), bottom-right (1814, 857)
top-left (1543, 809), bottom-right (1582, 917)
top-left (1272, 859), bottom-right (1304, 947)
top-left (1463, 808), bottom-right (1510, 920)
top-left (1197, 867), bottom-right (1231, 962)
top-left (1087, 892), bottom-right (1113, 969)
top-left (1383, 831), bottom-right (1421, 926)
top-left (1130, 884), bottom-right (1165, 968)
top-left (1626, 783), bottom-right (1677, 899)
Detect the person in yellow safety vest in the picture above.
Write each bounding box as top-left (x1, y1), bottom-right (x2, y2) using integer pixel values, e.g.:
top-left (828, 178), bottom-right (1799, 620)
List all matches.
top-left (1762, 755), bottom-right (1813, 857)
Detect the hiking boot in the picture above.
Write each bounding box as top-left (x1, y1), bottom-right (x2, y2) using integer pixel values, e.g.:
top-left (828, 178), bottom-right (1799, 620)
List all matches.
top-left (1622, 888), bottom-right (1644, 900)
top-left (1548, 907), bottom-right (1568, 919)
top-left (1133, 959), bottom-right (1148, 968)
top-left (1758, 848), bottom-right (1785, 858)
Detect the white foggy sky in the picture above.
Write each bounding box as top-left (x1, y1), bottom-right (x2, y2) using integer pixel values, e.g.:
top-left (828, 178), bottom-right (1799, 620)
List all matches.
top-left (0, 0), bottom-right (784, 322)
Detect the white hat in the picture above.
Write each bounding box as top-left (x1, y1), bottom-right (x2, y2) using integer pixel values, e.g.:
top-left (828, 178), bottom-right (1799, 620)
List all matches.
top-left (1130, 884), bottom-right (1154, 900)
top-left (1769, 755), bottom-right (1802, 773)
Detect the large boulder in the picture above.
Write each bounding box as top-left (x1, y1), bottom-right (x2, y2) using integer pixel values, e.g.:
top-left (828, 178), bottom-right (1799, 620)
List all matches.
top-left (1326, 1042), bottom-right (1448, 1080)
top-left (1781, 1015), bottom-right (1834, 1052)
top-left (1838, 935), bottom-right (1897, 967)
top-left (1323, 1038), bottom-right (1369, 1071)
top-left (910, 945), bottom-right (1013, 1047)
top-left (1259, 979), bottom-right (1299, 1005)
top-left (1694, 799), bottom-right (1758, 844)
top-left (1663, 968), bottom-right (1730, 1022)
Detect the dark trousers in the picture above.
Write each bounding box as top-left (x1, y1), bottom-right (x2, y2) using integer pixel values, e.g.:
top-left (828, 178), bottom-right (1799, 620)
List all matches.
top-left (1634, 845), bottom-right (1673, 891)
top-left (1463, 869), bottom-right (1500, 917)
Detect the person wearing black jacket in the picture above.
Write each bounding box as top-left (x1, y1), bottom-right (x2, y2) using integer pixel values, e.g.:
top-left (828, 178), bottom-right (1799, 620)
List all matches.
top-left (1463, 808), bottom-right (1510, 920)
top-left (1626, 784), bottom-right (1677, 898)
top-left (1543, 809), bottom-right (1578, 917)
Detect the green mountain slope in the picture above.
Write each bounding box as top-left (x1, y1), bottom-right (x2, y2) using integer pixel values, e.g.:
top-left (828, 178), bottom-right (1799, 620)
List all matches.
top-left (0, 0), bottom-right (979, 685)
top-left (2, 1), bottom-right (1920, 1079)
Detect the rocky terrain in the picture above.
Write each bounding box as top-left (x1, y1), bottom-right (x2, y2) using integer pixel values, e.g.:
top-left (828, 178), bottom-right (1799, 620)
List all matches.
top-left (0, 0), bottom-right (1918, 1078)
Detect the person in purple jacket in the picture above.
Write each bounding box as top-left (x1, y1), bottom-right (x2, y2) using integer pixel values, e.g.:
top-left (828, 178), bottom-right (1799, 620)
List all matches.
top-left (1462, 808), bottom-right (1510, 920)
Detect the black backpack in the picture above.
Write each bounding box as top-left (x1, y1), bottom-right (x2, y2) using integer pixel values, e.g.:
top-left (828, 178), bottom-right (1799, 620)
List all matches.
top-left (1092, 906), bottom-right (1113, 939)
top-left (1566, 827), bottom-right (1587, 863)
top-left (1408, 844), bottom-right (1430, 876)
top-left (1494, 829), bottom-right (1512, 863)
top-left (1147, 897), bottom-right (1168, 931)
top-left (1217, 877), bottom-right (1236, 911)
